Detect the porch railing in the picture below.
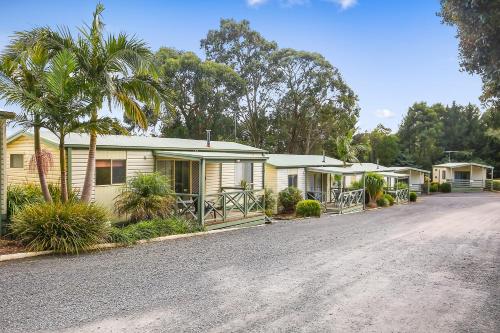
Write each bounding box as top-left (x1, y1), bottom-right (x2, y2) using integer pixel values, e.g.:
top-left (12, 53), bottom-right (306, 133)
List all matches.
top-left (446, 179), bottom-right (484, 189)
top-left (329, 188), bottom-right (364, 213)
top-left (386, 188), bottom-right (409, 203)
top-left (203, 189), bottom-right (265, 225)
top-left (306, 191), bottom-right (328, 211)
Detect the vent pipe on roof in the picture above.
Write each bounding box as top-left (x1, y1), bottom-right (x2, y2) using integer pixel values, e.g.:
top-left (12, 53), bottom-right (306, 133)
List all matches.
top-left (376, 158), bottom-right (379, 169)
top-left (206, 129), bottom-right (211, 147)
top-left (322, 150), bottom-right (326, 163)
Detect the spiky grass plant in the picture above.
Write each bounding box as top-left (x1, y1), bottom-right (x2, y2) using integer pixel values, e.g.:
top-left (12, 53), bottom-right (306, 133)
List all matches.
top-left (10, 202), bottom-right (109, 253)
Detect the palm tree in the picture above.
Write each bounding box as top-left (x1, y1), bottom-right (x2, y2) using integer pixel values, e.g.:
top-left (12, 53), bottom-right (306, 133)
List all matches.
top-left (47, 3), bottom-right (161, 202)
top-left (0, 33), bottom-right (53, 202)
top-left (336, 130), bottom-right (365, 166)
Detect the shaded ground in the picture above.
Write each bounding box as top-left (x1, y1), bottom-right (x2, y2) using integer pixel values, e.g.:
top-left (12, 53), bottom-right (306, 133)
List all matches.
top-left (0, 192), bottom-right (499, 332)
top-left (0, 238), bottom-right (24, 255)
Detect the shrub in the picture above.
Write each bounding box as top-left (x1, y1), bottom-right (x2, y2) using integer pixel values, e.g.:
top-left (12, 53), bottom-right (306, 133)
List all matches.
top-left (430, 182), bottom-right (439, 192)
top-left (262, 188), bottom-right (277, 216)
top-left (493, 180), bottom-right (500, 191)
top-left (296, 200), bottom-right (321, 217)
top-left (396, 182), bottom-right (408, 190)
top-left (278, 187), bottom-right (303, 213)
top-left (349, 179), bottom-right (364, 190)
top-left (409, 192), bottom-right (417, 202)
top-left (7, 183), bottom-right (79, 219)
top-left (365, 173), bottom-right (385, 207)
top-left (7, 184), bottom-right (44, 219)
top-left (440, 182), bottom-right (451, 193)
top-left (384, 193), bottom-right (395, 206)
top-left (10, 202), bottom-right (109, 253)
top-left (376, 197), bottom-right (389, 207)
top-left (108, 217), bottom-right (204, 244)
top-left (114, 172), bottom-right (175, 222)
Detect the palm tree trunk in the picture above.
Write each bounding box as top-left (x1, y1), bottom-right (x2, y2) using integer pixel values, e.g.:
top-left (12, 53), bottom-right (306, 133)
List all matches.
top-left (34, 124), bottom-right (52, 203)
top-left (59, 135), bottom-right (68, 203)
top-left (80, 128), bottom-right (96, 202)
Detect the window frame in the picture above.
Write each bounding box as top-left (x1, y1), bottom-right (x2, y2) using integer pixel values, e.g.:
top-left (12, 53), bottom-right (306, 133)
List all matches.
top-left (95, 159), bottom-right (127, 186)
top-left (9, 154), bottom-right (24, 169)
top-left (288, 174), bottom-right (298, 188)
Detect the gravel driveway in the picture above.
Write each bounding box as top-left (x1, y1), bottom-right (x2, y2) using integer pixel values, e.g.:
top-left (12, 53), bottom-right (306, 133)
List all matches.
top-left (1, 192), bottom-right (499, 332)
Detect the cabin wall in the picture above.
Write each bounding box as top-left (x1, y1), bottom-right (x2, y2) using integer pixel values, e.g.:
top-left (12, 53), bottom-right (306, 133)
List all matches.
top-left (253, 162), bottom-right (263, 190)
top-left (264, 164), bottom-right (278, 194)
top-left (205, 162), bottom-right (220, 195)
top-left (6, 135), bottom-right (61, 185)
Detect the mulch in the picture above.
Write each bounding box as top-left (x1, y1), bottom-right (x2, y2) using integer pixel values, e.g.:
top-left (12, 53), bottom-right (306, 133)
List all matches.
top-left (0, 238), bottom-right (25, 255)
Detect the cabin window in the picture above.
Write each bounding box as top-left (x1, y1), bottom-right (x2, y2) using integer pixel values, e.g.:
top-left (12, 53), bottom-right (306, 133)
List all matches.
top-left (288, 174), bottom-right (298, 188)
top-left (235, 162), bottom-right (253, 187)
top-left (96, 159), bottom-right (126, 185)
top-left (10, 154), bottom-right (24, 168)
top-left (441, 170), bottom-right (446, 180)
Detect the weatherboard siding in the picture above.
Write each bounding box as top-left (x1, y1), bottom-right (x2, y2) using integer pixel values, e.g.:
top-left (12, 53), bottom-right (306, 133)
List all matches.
top-left (6, 135), bottom-right (61, 185)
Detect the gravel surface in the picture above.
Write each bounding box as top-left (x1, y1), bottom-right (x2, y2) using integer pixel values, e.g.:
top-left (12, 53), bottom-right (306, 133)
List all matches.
top-left (0, 192), bottom-right (499, 333)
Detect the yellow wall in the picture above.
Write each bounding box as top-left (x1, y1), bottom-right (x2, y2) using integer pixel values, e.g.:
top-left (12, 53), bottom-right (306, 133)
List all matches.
top-left (265, 164), bottom-right (278, 193)
top-left (7, 135), bottom-right (61, 185)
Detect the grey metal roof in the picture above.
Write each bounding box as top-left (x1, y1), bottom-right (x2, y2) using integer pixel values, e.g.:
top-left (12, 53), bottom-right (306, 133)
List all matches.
top-left (379, 171), bottom-right (410, 178)
top-left (8, 130), bottom-right (265, 153)
top-left (390, 166), bottom-right (430, 174)
top-left (433, 162), bottom-right (493, 169)
top-left (309, 162), bottom-right (390, 175)
top-left (154, 150), bottom-right (267, 161)
top-left (266, 154), bottom-right (345, 168)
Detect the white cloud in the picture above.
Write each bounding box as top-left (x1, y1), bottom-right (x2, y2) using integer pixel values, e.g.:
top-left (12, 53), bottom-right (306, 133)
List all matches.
top-left (247, 0), bottom-right (269, 6)
top-left (330, 0), bottom-right (358, 10)
top-left (375, 109), bottom-right (395, 118)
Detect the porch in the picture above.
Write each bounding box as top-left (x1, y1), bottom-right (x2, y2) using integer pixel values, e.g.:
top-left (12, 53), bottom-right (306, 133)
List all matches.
top-left (381, 171), bottom-right (410, 204)
top-left (306, 167), bottom-right (366, 214)
top-left (154, 150), bottom-right (267, 229)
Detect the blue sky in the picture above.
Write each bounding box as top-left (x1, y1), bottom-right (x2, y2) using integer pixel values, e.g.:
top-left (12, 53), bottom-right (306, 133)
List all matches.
top-left (0, 0), bottom-right (482, 133)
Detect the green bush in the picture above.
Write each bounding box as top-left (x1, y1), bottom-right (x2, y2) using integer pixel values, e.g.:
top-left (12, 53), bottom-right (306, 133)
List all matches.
top-left (430, 182), bottom-right (439, 192)
top-left (7, 183), bottom-right (79, 219)
top-left (108, 217), bottom-right (204, 244)
top-left (262, 187), bottom-right (277, 216)
top-left (384, 193), bottom-right (395, 206)
top-left (409, 192), bottom-right (417, 202)
top-left (492, 180), bottom-right (500, 191)
top-left (349, 179), bottom-right (364, 190)
top-left (295, 200), bottom-right (321, 217)
top-left (114, 172), bottom-right (175, 222)
top-left (278, 187), bottom-right (303, 213)
top-left (10, 202), bottom-right (109, 253)
top-left (440, 182), bottom-right (451, 193)
top-left (396, 182), bottom-right (409, 190)
top-left (365, 172), bottom-right (385, 207)
top-left (376, 197), bottom-right (389, 207)
top-left (7, 184), bottom-right (44, 219)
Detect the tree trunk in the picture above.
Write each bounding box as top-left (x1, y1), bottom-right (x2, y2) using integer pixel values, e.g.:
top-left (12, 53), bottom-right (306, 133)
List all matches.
top-left (59, 135), bottom-right (68, 203)
top-left (81, 113), bottom-right (97, 202)
top-left (34, 125), bottom-right (52, 203)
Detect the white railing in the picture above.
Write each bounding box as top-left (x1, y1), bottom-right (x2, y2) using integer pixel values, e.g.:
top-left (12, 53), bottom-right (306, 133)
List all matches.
top-left (446, 179), bottom-right (484, 188)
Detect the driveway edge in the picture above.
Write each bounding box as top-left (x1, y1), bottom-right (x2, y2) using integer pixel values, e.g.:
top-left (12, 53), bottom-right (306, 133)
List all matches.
top-left (0, 224), bottom-right (264, 263)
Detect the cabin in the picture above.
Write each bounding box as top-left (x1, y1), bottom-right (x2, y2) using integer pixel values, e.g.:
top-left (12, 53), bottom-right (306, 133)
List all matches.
top-left (0, 111), bottom-right (15, 234)
top-left (432, 162), bottom-right (494, 192)
top-left (6, 131), bottom-right (268, 229)
top-left (265, 154), bottom-right (345, 201)
top-left (390, 166), bottom-right (430, 194)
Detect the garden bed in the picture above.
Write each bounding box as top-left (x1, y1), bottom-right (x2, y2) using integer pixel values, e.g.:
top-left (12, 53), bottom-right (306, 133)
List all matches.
top-left (0, 238), bottom-right (25, 255)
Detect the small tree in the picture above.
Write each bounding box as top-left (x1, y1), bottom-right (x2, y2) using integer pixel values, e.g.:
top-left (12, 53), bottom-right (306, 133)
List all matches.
top-left (365, 172), bottom-right (385, 207)
top-left (278, 187), bottom-right (302, 213)
top-left (114, 173), bottom-right (175, 222)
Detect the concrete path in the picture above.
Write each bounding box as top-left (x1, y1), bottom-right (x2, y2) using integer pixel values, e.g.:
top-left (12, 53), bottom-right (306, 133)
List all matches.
top-left (0, 192), bottom-right (499, 332)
